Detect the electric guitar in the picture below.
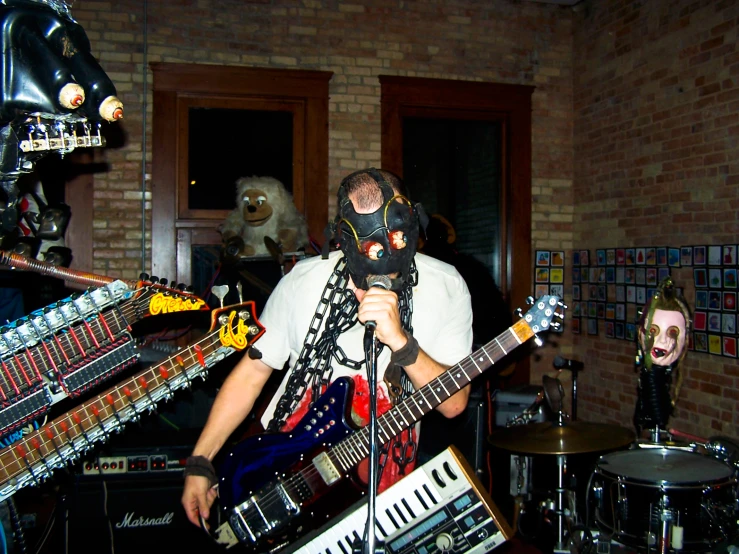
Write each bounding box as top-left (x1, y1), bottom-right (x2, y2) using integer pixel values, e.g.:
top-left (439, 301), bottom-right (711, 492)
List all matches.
top-left (0, 300), bottom-right (264, 503)
top-left (0, 277), bottom-right (208, 441)
top-left (215, 295), bottom-right (563, 551)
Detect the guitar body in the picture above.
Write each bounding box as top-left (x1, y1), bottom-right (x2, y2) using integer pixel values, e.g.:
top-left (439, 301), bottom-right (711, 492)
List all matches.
top-left (217, 377), bottom-right (366, 549)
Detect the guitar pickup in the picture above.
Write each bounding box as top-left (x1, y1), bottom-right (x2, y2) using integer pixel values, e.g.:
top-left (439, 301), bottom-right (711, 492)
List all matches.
top-left (60, 336), bottom-right (139, 396)
top-left (0, 385), bottom-right (51, 440)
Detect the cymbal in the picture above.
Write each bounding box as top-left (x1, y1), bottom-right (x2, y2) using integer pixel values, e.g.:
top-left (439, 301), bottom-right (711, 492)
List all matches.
top-left (488, 421), bottom-right (635, 455)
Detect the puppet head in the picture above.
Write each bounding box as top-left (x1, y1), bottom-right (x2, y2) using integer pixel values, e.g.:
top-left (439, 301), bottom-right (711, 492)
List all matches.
top-left (637, 277), bottom-right (692, 369)
top-left (326, 168), bottom-right (427, 291)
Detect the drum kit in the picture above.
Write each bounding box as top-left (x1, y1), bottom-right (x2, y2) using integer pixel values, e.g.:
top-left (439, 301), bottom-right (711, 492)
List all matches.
top-left (489, 379), bottom-right (739, 554)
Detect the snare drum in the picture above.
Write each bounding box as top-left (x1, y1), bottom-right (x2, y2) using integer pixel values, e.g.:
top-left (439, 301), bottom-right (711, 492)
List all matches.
top-left (592, 448), bottom-right (737, 551)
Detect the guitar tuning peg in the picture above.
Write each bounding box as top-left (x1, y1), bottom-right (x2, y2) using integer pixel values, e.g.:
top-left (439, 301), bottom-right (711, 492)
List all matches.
top-left (159, 278), bottom-right (169, 287)
top-left (176, 283), bottom-right (186, 291)
top-left (186, 285), bottom-right (195, 293)
top-left (515, 307), bottom-right (523, 318)
top-left (534, 335), bottom-right (543, 347)
top-left (150, 276), bottom-right (159, 284)
top-left (211, 285), bottom-right (229, 308)
top-left (139, 272), bottom-right (150, 281)
top-left (526, 296), bottom-right (534, 305)
top-left (559, 301), bottom-right (568, 310)
top-left (236, 281), bottom-right (243, 303)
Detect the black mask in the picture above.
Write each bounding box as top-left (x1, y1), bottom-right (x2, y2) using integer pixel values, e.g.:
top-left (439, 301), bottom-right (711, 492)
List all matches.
top-left (329, 169), bottom-right (424, 291)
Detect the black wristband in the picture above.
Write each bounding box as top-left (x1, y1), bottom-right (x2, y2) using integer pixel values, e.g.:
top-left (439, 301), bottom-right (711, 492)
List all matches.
top-left (183, 455), bottom-right (217, 487)
top-left (390, 333), bottom-right (420, 367)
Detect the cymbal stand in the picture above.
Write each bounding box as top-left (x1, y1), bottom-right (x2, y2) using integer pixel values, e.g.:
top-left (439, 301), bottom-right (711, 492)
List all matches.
top-left (556, 454), bottom-right (567, 551)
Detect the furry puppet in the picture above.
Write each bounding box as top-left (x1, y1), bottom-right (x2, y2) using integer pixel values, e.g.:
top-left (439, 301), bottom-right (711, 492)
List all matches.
top-left (219, 176), bottom-right (308, 258)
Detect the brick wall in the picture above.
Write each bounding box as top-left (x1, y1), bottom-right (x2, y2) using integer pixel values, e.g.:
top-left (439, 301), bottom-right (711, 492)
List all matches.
top-left (72, 0), bottom-right (575, 370)
top-left (573, 0), bottom-right (739, 440)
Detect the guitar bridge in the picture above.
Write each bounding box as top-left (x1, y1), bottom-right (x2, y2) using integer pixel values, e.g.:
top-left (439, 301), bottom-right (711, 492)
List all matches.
top-left (229, 483), bottom-right (300, 544)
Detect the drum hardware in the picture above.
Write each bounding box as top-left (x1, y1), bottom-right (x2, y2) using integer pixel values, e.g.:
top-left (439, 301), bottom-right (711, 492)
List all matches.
top-left (590, 447), bottom-right (738, 553)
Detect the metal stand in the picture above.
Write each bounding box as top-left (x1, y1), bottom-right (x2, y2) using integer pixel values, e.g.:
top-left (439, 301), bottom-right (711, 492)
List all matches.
top-left (361, 325), bottom-right (385, 554)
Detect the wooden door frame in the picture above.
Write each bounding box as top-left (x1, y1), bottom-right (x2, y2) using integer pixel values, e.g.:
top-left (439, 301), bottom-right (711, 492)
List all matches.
top-left (151, 64), bottom-right (332, 285)
top-left (380, 76), bottom-right (533, 384)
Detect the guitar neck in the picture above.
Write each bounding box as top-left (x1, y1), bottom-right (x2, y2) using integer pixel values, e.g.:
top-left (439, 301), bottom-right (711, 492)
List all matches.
top-left (0, 328), bottom-right (225, 501)
top-left (332, 319), bottom-right (534, 470)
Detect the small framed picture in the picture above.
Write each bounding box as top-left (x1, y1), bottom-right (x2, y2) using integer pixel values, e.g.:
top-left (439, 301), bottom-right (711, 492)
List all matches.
top-left (722, 313), bottom-right (736, 335)
top-left (694, 332), bottom-right (708, 352)
top-left (724, 291), bottom-right (737, 312)
top-left (588, 301), bottom-right (598, 318)
top-left (625, 268), bottom-right (635, 284)
top-left (626, 323), bottom-right (636, 341)
top-left (606, 303), bottom-right (615, 320)
top-left (708, 245), bottom-right (722, 266)
top-left (724, 268), bottom-right (737, 289)
top-left (572, 267), bottom-right (581, 284)
top-left (635, 247), bottom-right (646, 265)
top-left (723, 245), bottom-right (736, 265)
top-left (616, 285), bottom-right (625, 303)
top-left (709, 291), bottom-right (722, 311)
top-left (696, 290), bottom-right (708, 309)
top-left (693, 246), bottom-right (706, 265)
top-left (636, 287), bottom-right (646, 305)
top-left (606, 267), bottom-right (615, 283)
top-left (708, 268), bottom-right (722, 288)
top-left (551, 251), bottom-right (564, 267)
top-left (573, 251), bottom-right (581, 266)
top-left (658, 267), bottom-right (671, 282)
top-left (606, 249), bottom-right (616, 265)
top-left (646, 268), bottom-right (657, 286)
top-left (693, 311), bottom-right (707, 331)
top-left (580, 250), bottom-right (590, 266)
top-left (587, 318), bottom-right (598, 336)
top-left (590, 267), bottom-right (599, 283)
top-left (680, 246), bottom-right (693, 266)
top-left (645, 247), bottom-right (657, 266)
top-left (597, 285), bottom-right (607, 301)
top-left (709, 334), bottom-right (722, 355)
top-left (570, 317), bottom-right (581, 335)
top-left (535, 268), bottom-right (550, 283)
top-left (615, 322), bottom-right (625, 339)
top-left (536, 250), bottom-right (550, 266)
top-left (616, 249), bottom-right (625, 265)
top-left (616, 267), bottom-right (625, 284)
top-left (668, 247), bottom-right (680, 267)
top-left (708, 313), bottom-right (722, 333)
top-left (572, 302), bottom-right (581, 317)
top-left (550, 268), bottom-right (564, 283)
top-left (724, 337), bottom-right (737, 358)
top-left (605, 321), bottom-right (615, 338)
top-left (625, 248), bottom-right (635, 265)
top-left (694, 268), bottom-right (708, 288)
top-left (656, 247), bottom-right (667, 266)
top-left (616, 303), bottom-right (626, 321)
top-left (626, 286), bottom-right (636, 303)
top-left (572, 284), bottom-right (581, 301)
top-left (535, 283), bottom-right (549, 299)
top-left (550, 284), bottom-right (564, 298)
top-left (594, 249), bottom-right (605, 266)
top-left (597, 303), bottom-right (606, 319)
top-left (636, 268), bottom-right (646, 285)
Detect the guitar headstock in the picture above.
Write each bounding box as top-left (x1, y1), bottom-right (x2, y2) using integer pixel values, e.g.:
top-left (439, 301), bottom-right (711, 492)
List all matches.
top-left (512, 295), bottom-right (565, 345)
top-left (134, 276), bottom-right (208, 317)
top-left (212, 301), bottom-right (265, 351)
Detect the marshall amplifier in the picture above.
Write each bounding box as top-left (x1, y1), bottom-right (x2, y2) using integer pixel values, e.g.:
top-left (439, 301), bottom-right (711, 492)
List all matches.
top-left (62, 471), bottom-right (220, 553)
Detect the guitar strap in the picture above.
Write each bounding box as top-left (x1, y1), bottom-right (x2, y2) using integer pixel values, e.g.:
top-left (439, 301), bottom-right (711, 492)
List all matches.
top-left (266, 256), bottom-right (418, 469)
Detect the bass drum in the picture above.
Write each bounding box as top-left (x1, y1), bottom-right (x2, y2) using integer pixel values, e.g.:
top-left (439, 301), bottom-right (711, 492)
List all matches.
top-left (591, 447), bottom-right (737, 552)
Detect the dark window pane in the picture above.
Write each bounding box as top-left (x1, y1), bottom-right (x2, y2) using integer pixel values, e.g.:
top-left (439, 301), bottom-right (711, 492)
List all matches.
top-left (187, 108), bottom-right (293, 210)
top-left (403, 118), bottom-right (502, 281)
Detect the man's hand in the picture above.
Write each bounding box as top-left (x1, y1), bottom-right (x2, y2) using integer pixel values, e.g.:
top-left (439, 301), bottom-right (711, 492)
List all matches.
top-left (182, 475), bottom-right (218, 527)
top-left (356, 286), bottom-right (407, 351)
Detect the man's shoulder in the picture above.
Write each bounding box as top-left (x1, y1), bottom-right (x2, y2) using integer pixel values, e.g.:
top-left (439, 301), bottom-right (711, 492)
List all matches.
top-left (415, 252), bottom-right (466, 282)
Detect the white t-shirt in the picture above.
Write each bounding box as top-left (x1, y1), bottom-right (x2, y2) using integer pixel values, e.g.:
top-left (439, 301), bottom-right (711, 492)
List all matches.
top-left (257, 250), bottom-right (473, 430)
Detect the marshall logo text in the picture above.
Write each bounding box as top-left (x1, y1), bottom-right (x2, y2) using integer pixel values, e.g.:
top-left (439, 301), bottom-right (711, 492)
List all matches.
top-left (116, 512), bottom-right (175, 529)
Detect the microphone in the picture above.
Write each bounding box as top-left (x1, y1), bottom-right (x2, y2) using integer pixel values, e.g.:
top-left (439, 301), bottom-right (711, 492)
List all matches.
top-left (553, 356), bottom-right (584, 372)
top-left (364, 274), bottom-right (392, 333)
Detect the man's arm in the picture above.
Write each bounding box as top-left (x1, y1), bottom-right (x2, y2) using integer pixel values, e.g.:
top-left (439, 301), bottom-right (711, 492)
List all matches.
top-left (357, 287), bottom-right (470, 418)
top-left (181, 355), bottom-right (274, 525)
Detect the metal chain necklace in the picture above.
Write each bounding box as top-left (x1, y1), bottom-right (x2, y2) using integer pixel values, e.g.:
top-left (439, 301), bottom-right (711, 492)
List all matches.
top-left (267, 257), bottom-right (417, 433)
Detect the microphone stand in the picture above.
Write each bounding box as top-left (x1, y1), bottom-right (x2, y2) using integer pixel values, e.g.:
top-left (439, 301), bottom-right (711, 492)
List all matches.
top-left (362, 322), bottom-right (384, 554)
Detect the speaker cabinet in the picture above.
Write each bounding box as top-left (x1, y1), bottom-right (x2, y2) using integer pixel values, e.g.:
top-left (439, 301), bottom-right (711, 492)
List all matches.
top-left (63, 473), bottom-right (220, 553)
